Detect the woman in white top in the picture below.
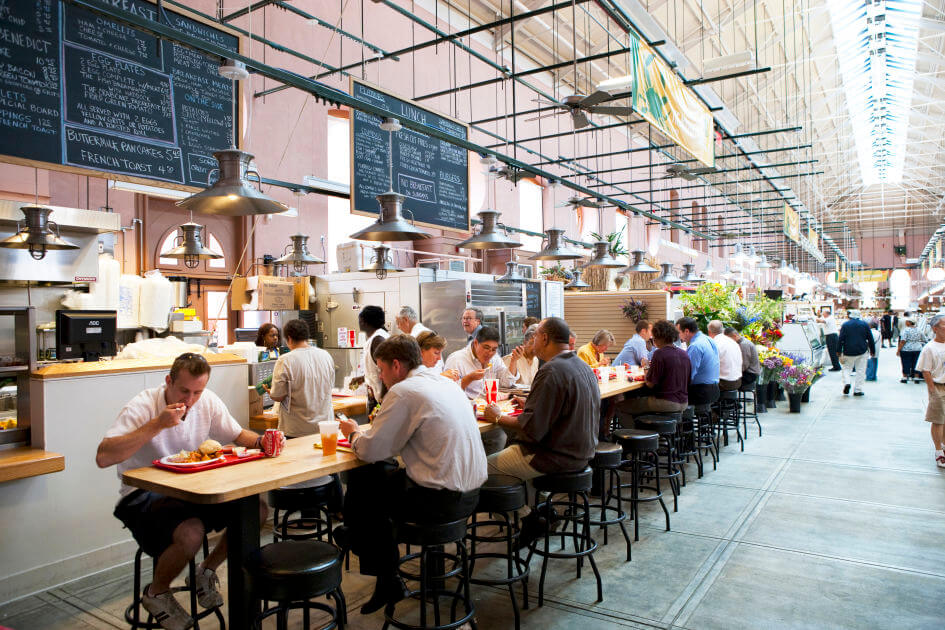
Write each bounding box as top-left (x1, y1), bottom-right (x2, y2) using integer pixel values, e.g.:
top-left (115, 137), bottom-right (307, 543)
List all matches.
top-left (359, 305), bottom-right (389, 409)
top-left (416, 330), bottom-right (460, 381)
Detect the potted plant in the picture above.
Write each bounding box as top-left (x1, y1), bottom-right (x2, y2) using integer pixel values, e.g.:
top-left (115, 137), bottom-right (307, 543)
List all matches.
top-left (584, 229), bottom-right (628, 291)
top-left (777, 362), bottom-right (820, 412)
top-left (621, 297), bottom-right (648, 322)
top-left (539, 263), bottom-right (573, 284)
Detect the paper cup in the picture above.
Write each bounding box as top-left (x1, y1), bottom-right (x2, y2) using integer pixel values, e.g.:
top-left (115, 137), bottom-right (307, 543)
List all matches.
top-left (318, 420), bottom-right (340, 456)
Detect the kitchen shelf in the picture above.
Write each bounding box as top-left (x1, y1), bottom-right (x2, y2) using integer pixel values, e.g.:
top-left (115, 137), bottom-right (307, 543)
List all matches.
top-left (0, 365), bottom-right (29, 374)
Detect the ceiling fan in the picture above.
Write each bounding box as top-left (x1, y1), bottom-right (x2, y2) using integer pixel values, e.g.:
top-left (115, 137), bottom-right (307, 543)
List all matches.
top-left (556, 195), bottom-right (610, 209)
top-left (490, 164), bottom-right (532, 184)
top-left (527, 91), bottom-right (633, 129)
top-left (663, 163), bottom-right (718, 180)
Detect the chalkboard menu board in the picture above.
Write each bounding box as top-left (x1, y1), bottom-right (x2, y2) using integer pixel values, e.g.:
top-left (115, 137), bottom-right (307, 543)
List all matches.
top-left (524, 281), bottom-right (542, 319)
top-left (0, 0), bottom-right (237, 187)
top-left (350, 78), bottom-right (470, 232)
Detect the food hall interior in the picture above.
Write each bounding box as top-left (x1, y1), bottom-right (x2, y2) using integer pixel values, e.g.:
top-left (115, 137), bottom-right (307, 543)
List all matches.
top-left (2, 1), bottom-right (945, 629)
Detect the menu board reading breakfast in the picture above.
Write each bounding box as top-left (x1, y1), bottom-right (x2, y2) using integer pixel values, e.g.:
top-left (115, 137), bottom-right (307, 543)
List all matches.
top-left (0, 0), bottom-right (237, 187)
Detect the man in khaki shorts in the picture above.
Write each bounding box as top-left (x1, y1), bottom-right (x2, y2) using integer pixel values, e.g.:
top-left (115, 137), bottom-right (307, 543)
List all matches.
top-left (916, 314), bottom-right (945, 468)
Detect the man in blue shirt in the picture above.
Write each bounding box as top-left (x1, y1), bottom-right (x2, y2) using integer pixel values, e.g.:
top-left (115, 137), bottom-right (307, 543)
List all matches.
top-left (837, 309), bottom-right (876, 396)
top-left (676, 317), bottom-right (720, 405)
top-left (614, 320), bottom-right (653, 367)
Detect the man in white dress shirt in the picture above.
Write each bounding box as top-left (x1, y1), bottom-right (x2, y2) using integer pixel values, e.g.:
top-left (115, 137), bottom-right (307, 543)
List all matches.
top-left (395, 305), bottom-right (431, 337)
top-left (445, 326), bottom-right (518, 398)
top-left (708, 319), bottom-right (743, 391)
top-left (338, 335), bottom-right (487, 614)
top-left (817, 307), bottom-right (842, 371)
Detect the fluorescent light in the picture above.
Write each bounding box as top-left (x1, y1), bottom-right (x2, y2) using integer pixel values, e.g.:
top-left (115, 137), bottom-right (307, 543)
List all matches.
top-left (108, 180), bottom-right (190, 200)
top-left (597, 75), bottom-right (632, 92)
top-left (702, 51), bottom-right (755, 79)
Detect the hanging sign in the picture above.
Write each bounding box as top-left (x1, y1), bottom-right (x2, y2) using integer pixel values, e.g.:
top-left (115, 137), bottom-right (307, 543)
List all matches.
top-left (783, 203), bottom-right (801, 243)
top-left (936, 240), bottom-right (942, 264)
top-left (850, 270), bottom-right (889, 283)
top-left (628, 36), bottom-right (714, 167)
top-left (799, 223), bottom-right (825, 263)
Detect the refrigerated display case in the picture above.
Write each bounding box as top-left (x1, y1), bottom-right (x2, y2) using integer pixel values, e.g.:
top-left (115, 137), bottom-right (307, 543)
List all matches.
top-left (780, 321), bottom-right (826, 368)
top-left (421, 279), bottom-right (526, 357)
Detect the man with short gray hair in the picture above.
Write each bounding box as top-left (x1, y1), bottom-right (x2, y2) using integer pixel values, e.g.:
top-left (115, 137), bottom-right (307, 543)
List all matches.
top-left (837, 309), bottom-right (875, 396)
top-left (916, 314), bottom-right (945, 468)
top-left (395, 305), bottom-right (431, 338)
top-left (707, 320), bottom-right (742, 391)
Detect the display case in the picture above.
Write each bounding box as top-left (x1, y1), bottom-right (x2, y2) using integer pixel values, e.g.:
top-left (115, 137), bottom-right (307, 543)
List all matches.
top-left (780, 321), bottom-right (826, 368)
top-left (0, 307), bottom-right (36, 448)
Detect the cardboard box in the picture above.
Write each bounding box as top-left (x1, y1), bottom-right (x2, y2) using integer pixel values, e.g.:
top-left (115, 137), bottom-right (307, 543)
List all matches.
top-left (231, 276), bottom-right (296, 311)
top-left (248, 386), bottom-right (264, 417)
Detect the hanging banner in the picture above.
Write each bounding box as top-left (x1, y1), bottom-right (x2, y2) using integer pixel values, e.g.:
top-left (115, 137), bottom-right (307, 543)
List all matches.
top-left (937, 240), bottom-right (941, 263)
top-left (850, 269), bottom-right (889, 283)
top-left (629, 36), bottom-right (714, 167)
top-left (783, 203), bottom-right (800, 243)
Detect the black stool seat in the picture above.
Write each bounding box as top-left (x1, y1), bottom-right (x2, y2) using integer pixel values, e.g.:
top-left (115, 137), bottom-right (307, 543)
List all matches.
top-left (633, 416), bottom-right (678, 435)
top-left (268, 483), bottom-right (334, 544)
top-left (592, 442), bottom-right (623, 469)
top-left (398, 517), bottom-right (469, 547)
top-left (738, 381), bottom-right (755, 392)
top-left (720, 390), bottom-right (738, 400)
top-left (533, 466), bottom-right (593, 493)
top-left (268, 484), bottom-right (334, 511)
top-left (245, 540), bottom-right (342, 603)
top-left (693, 403), bottom-right (712, 414)
top-left (613, 429), bottom-right (659, 451)
top-left (476, 474), bottom-right (528, 513)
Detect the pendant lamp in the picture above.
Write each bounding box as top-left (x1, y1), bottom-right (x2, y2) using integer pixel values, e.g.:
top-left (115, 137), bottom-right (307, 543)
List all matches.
top-left (583, 240), bottom-right (624, 269)
top-left (160, 222), bottom-right (222, 269)
top-left (721, 262), bottom-right (735, 280)
top-left (496, 261), bottom-right (527, 283)
top-left (457, 210), bottom-right (521, 250)
top-left (702, 257), bottom-right (714, 277)
top-left (565, 268), bottom-right (590, 290)
top-left (682, 263), bottom-right (706, 283)
top-left (0, 206), bottom-right (79, 260)
top-left (651, 263), bottom-right (682, 285)
top-left (621, 250), bottom-right (658, 274)
top-left (747, 245), bottom-right (760, 263)
top-left (758, 254), bottom-right (772, 269)
top-left (530, 228), bottom-right (583, 261)
top-left (731, 242), bottom-right (745, 262)
top-left (360, 245), bottom-right (402, 280)
top-left (276, 234), bottom-right (325, 273)
top-left (349, 118), bottom-right (431, 241)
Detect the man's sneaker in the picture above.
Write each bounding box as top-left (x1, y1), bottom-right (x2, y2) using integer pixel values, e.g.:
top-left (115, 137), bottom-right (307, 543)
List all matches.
top-left (142, 585), bottom-right (193, 630)
top-left (843, 384), bottom-right (851, 395)
top-left (186, 567), bottom-right (223, 609)
top-left (853, 391), bottom-right (865, 397)
top-left (936, 453), bottom-right (945, 469)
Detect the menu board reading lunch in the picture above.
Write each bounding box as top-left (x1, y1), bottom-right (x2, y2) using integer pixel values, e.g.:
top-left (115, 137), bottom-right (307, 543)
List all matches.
top-left (0, 0), bottom-right (237, 187)
top-left (350, 78), bottom-right (470, 232)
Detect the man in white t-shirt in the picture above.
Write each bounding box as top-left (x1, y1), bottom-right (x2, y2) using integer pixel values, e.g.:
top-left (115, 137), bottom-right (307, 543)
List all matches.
top-left (916, 314), bottom-right (945, 468)
top-left (96, 353), bottom-right (267, 630)
top-left (708, 320), bottom-right (743, 391)
top-left (817, 308), bottom-right (842, 371)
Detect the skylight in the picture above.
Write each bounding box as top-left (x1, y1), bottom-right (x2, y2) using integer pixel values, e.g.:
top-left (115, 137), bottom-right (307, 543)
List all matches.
top-left (828, 0), bottom-right (922, 186)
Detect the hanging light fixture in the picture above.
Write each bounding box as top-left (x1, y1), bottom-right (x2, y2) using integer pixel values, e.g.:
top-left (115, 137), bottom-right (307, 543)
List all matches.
top-left (565, 268), bottom-right (590, 290)
top-left (276, 233), bottom-right (325, 274)
top-left (530, 228), bottom-right (583, 260)
top-left (731, 242), bottom-right (745, 262)
top-left (349, 118), bottom-right (431, 241)
top-left (621, 249), bottom-right (659, 274)
top-left (159, 221), bottom-right (221, 269)
top-left (583, 240), bottom-right (624, 269)
top-left (757, 253), bottom-right (772, 269)
top-left (457, 210), bottom-right (521, 249)
top-left (681, 263), bottom-right (706, 283)
top-left (651, 263), bottom-right (682, 285)
top-left (496, 261), bottom-right (527, 283)
top-left (177, 60), bottom-right (287, 216)
top-left (746, 245), bottom-right (761, 264)
top-left (702, 257), bottom-right (714, 278)
top-left (721, 262), bottom-right (735, 280)
top-left (360, 244), bottom-right (402, 280)
top-left (0, 205), bottom-right (80, 260)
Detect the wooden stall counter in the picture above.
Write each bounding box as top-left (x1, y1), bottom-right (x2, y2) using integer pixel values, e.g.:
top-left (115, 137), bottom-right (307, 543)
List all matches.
top-left (250, 395), bottom-right (369, 432)
top-left (32, 353), bottom-right (247, 379)
top-left (0, 447), bottom-right (65, 483)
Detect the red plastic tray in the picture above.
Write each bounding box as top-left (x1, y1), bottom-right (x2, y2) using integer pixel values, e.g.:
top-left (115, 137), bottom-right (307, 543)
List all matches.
top-left (477, 409), bottom-right (523, 420)
top-left (152, 452), bottom-right (266, 473)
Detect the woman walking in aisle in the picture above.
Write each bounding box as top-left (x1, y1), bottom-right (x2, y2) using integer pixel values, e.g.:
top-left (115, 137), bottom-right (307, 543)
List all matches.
top-left (897, 318), bottom-right (927, 384)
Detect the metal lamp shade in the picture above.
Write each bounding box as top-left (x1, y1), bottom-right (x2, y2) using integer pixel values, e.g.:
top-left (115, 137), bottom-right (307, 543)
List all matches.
top-left (0, 206), bottom-right (80, 260)
top-left (496, 261), bottom-right (527, 283)
top-left (565, 269), bottom-right (590, 290)
top-left (276, 234), bottom-right (325, 273)
top-left (160, 222), bottom-right (222, 269)
top-left (651, 263), bottom-right (682, 285)
top-left (349, 191), bottom-right (432, 241)
top-left (682, 263), bottom-right (706, 283)
top-left (757, 254), bottom-right (772, 269)
top-left (702, 257), bottom-right (714, 276)
top-left (360, 245), bottom-right (402, 280)
top-left (583, 240), bottom-right (624, 269)
top-left (176, 149), bottom-right (288, 216)
top-left (457, 210), bottom-right (521, 250)
top-left (530, 228), bottom-right (583, 261)
top-left (621, 250), bottom-right (658, 274)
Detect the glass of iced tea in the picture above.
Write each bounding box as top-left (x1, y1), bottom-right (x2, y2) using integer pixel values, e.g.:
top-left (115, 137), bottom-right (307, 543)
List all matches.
top-left (318, 420), bottom-right (340, 456)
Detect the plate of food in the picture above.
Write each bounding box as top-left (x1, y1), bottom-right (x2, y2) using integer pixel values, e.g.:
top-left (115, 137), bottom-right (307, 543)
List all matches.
top-left (474, 398), bottom-right (521, 418)
top-left (160, 440), bottom-right (226, 466)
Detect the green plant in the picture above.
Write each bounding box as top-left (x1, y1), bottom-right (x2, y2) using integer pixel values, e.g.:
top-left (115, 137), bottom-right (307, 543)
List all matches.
top-left (539, 263), bottom-right (573, 283)
top-left (590, 229), bottom-right (628, 258)
top-left (678, 283), bottom-right (739, 331)
top-left (621, 297), bottom-right (648, 322)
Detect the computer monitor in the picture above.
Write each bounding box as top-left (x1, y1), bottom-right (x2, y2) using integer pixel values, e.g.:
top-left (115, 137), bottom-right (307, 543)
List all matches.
top-left (56, 310), bottom-right (117, 361)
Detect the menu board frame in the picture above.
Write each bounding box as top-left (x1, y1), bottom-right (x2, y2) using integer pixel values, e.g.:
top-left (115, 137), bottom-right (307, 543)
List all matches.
top-left (348, 77), bottom-right (471, 233)
top-left (0, 0), bottom-right (242, 193)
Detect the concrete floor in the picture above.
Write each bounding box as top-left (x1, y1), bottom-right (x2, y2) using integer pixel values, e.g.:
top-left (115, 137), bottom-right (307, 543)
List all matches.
top-left (4, 346), bottom-right (945, 629)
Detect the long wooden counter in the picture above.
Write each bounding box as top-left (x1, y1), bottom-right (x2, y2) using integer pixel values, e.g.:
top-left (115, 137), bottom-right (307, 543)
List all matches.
top-left (250, 395), bottom-right (370, 431)
top-left (31, 352), bottom-right (247, 379)
top-left (0, 447), bottom-right (65, 483)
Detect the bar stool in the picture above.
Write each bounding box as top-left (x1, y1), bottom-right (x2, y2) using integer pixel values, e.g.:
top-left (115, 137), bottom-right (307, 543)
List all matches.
top-left (467, 475), bottom-right (529, 630)
top-left (588, 442), bottom-right (632, 561)
top-left (244, 540), bottom-right (345, 630)
top-left (125, 537), bottom-right (225, 630)
top-left (632, 414), bottom-right (681, 512)
top-left (525, 467), bottom-right (603, 607)
top-left (385, 517), bottom-right (476, 630)
top-left (716, 390), bottom-right (744, 452)
top-left (269, 484), bottom-right (335, 544)
top-left (691, 403), bottom-right (718, 470)
top-left (614, 429), bottom-right (670, 541)
top-left (739, 381), bottom-right (763, 438)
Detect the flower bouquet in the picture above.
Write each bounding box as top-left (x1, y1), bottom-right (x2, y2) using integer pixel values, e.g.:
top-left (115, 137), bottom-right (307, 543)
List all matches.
top-left (621, 297), bottom-right (648, 322)
top-left (777, 363), bottom-right (822, 412)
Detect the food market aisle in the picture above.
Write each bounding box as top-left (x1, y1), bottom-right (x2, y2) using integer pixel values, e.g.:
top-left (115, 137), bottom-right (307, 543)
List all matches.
top-left (2, 348), bottom-right (943, 629)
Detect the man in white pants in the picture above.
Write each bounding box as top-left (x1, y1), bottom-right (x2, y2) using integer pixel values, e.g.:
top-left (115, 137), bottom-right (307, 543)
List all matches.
top-left (837, 310), bottom-right (876, 397)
